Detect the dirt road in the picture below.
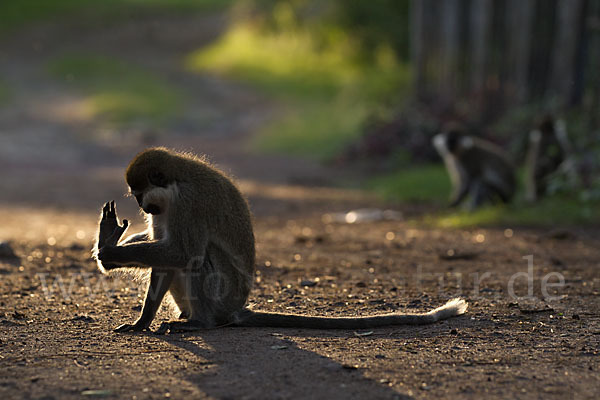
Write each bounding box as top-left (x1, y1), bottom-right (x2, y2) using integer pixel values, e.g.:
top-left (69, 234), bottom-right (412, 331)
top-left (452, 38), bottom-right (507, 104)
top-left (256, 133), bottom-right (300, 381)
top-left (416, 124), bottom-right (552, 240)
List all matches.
top-left (0, 12), bottom-right (599, 400)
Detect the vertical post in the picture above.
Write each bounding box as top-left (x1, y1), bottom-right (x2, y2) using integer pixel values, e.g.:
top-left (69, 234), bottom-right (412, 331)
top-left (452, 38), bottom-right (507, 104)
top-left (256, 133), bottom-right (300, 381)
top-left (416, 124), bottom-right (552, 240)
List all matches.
top-left (470, 0), bottom-right (492, 92)
top-left (506, 0), bottom-right (535, 103)
top-left (440, 0), bottom-right (461, 98)
top-left (411, 0), bottom-right (425, 99)
top-left (549, 0), bottom-right (586, 106)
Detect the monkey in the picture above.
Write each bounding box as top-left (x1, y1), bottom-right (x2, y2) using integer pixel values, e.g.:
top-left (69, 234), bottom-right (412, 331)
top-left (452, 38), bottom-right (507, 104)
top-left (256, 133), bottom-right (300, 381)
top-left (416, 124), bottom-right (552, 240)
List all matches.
top-left (433, 124), bottom-right (516, 210)
top-left (525, 115), bottom-right (575, 202)
top-left (94, 147), bottom-right (467, 333)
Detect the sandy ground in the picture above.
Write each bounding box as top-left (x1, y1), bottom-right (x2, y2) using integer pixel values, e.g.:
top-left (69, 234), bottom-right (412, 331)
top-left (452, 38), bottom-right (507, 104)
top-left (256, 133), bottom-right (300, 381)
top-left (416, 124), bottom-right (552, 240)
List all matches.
top-left (0, 11), bottom-right (599, 400)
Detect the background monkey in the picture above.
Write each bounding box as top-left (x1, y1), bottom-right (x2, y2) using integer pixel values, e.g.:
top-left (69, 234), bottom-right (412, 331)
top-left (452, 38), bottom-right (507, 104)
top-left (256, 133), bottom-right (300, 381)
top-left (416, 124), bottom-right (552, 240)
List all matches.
top-left (94, 147), bottom-right (467, 333)
top-left (525, 115), bottom-right (575, 202)
top-left (433, 124), bottom-right (516, 210)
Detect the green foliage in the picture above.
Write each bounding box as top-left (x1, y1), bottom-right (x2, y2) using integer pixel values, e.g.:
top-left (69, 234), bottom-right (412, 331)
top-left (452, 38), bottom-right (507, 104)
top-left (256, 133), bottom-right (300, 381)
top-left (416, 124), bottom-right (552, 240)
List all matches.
top-left (240, 0), bottom-right (411, 61)
top-left (187, 23), bottom-right (410, 160)
top-left (48, 54), bottom-right (182, 125)
top-left (186, 24), bottom-right (406, 100)
top-left (333, 0), bottom-right (411, 61)
top-left (253, 98), bottom-right (368, 159)
top-left (370, 164), bottom-right (599, 227)
top-left (0, 0), bottom-right (232, 34)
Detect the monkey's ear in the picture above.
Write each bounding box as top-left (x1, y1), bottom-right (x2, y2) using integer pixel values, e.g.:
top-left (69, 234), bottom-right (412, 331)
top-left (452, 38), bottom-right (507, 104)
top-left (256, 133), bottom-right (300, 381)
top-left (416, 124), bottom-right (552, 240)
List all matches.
top-left (148, 171), bottom-right (168, 187)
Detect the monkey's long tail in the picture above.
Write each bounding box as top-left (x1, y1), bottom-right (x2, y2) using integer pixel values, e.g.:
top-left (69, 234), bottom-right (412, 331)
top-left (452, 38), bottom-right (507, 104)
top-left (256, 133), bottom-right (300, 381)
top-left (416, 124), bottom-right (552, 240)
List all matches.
top-left (235, 298), bottom-right (467, 329)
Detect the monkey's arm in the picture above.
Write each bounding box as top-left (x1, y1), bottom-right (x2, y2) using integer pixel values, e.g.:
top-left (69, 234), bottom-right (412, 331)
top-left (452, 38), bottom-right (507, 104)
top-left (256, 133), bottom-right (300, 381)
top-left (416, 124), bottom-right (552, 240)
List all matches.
top-left (98, 241), bottom-right (194, 270)
top-left (119, 232), bottom-right (150, 245)
top-left (449, 173), bottom-right (470, 207)
top-left (554, 120), bottom-right (579, 181)
top-left (115, 270), bottom-right (175, 332)
top-left (525, 130), bottom-right (541, 202)
top-left (555, 120), bottom-right (572, 154)
top-left (442, 156), bottom-right (469, 208)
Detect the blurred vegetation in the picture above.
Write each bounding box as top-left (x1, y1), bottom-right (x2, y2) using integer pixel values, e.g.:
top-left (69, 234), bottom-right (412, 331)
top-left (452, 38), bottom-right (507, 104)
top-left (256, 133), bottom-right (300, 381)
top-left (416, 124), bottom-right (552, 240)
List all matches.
top-left (185, 0), bottom-right (599, 225)
top-left (368, 165), bottom-right (450, 204)
top-left (430, 195), bottom-right (598, 228)
top-left (3, 0), bottom-right (597, 227)
top-left (370, 165), bottom-right (600, 227)
top-left (48, 54), bottom-right (183, 125)
top-left (186, 2), bottom-right (411, 160)
top-left (0, 0), bottom-right (232, 35)
top-left (0, 80), bottom-right (10, 105)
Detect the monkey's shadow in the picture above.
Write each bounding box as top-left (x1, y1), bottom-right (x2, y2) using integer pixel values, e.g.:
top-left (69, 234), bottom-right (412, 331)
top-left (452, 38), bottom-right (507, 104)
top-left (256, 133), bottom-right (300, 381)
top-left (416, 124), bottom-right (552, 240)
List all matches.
top-left (153, 327), bottom-right (426, 399)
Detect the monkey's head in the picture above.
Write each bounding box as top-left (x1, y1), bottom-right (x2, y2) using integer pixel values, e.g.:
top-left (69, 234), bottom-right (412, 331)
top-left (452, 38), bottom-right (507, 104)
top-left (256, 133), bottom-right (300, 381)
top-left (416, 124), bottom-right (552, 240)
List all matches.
top-left (126, 148), bottom-right (178, 215)
top-left (433, 122), bottom-right (467, 156)
top-left (537, 114), bottom-right (555, 135)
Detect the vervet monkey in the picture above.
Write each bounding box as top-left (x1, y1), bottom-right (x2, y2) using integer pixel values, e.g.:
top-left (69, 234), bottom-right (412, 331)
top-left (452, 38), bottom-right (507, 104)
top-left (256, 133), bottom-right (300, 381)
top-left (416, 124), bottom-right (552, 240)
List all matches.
top-left (433, 124), bottom-right (516, 210)
top-left (94, 148), bottom-right (467, 333)
top-left (525, 115), bottom-right (575, 202)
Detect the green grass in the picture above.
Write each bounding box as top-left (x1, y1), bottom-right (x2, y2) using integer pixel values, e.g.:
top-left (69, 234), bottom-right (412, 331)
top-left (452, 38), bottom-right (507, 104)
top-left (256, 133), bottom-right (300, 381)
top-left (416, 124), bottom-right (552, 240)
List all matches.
top-left (252, 98), bottom-right (369, 160)
top-left (48, 54), bottom-right (183, 125)
top-left (431, 196), bottom-right (599, 228)
top-left (0, 0), bottom-right (232, 35)
top-left (186, 23), bottom-right (410, 160)
top-left (367, 165), bottom-right (450, 204)
top-left (369, 164), bottom-right (599, 227)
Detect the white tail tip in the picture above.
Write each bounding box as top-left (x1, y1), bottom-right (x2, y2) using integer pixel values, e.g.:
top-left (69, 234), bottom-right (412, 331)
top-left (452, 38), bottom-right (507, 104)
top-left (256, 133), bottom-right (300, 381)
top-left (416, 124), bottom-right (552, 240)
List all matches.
top-left (445, 297), bottom-right (468, 315)
top-left (427, 298), bottom-right (468, 321)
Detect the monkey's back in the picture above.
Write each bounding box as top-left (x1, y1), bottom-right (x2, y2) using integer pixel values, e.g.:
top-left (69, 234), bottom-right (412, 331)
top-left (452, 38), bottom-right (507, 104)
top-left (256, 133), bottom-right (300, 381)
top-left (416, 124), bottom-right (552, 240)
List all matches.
top-left (179, 155), bottom-right (255, 271)
top-left (169, 154), bottom-right (255, 322)
top-left (463, 139), bottom-right (516, 197)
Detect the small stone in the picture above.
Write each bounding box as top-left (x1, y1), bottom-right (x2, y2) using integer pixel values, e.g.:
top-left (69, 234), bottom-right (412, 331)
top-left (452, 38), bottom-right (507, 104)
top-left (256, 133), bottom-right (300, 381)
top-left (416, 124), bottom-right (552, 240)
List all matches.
top-left (300, 279), bottom-right (317, 287)
top-left (0, 241), bottom-right (17, 259)
top-left (12, 311), bottom-right (26, 320)
top-left (72, 315), bottom-right (95, 323)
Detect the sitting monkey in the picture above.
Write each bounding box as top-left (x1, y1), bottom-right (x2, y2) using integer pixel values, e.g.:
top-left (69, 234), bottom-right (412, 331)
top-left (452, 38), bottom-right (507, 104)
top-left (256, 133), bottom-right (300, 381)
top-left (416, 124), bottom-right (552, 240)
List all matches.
top-left (93, 147), bottom-right (467, 333)
top-left (433, 124), bottom-right (516, 210)
top-left (525, 115), bottom-right (575, 202)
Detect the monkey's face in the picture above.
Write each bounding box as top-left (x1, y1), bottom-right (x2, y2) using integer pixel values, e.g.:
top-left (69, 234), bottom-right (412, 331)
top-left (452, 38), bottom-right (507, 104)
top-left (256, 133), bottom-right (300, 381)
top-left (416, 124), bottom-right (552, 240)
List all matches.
top-left (444, 130), bottom-right (462, 154)
top-left (433, 129), bottom-right (463, 156)
top-left (129, 170), bottom-right (173, 215)
top-left (126, 148), bottom-right (183, 215)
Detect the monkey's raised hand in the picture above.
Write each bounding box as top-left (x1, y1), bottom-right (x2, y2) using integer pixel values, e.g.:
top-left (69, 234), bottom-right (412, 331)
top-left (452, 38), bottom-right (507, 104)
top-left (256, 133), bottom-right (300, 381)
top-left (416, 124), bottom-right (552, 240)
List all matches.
top-left (98, 201), bottom-right (129, 247)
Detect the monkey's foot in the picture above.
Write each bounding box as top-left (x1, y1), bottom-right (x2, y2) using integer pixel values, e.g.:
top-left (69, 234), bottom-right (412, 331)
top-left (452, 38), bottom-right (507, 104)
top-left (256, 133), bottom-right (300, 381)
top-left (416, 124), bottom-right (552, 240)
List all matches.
top-left (178, 311), bottom-right (190, 319)
top-left (155, 320), bottom-right (205, 335)
top-left (114, 323), bottom-right (150, 333)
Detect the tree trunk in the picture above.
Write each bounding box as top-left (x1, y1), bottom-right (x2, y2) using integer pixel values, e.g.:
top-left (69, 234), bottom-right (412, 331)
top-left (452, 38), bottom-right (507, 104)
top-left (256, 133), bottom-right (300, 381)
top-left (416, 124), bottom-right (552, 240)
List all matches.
top-left (410, 0), bottom-right (425, 99)
top-left (440, 0), bottom-right (461, 98)
top-left (469, 0), bottom-right (492, 92)
top-left (505, 0), bottom-right (535, 103)
top-left (549, 0), bottom-right (586, 106)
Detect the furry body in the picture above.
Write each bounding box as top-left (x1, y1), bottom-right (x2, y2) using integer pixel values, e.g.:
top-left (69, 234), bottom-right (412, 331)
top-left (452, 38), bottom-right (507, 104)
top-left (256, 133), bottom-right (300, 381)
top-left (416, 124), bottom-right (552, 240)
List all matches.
top-left (433, 127), bottom-right (516, 210)
top-left (94, 148), bottom-right (467, 332)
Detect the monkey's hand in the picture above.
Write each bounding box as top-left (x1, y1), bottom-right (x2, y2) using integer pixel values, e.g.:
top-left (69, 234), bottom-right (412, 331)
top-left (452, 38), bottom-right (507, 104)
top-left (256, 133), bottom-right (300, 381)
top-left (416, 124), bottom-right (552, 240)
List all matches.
top-left (98, 201), bottom-right (129, 247)
top-left (97, 245), bottom-right (120, 270)
top-left (114, 321), bottom-right (151, 333)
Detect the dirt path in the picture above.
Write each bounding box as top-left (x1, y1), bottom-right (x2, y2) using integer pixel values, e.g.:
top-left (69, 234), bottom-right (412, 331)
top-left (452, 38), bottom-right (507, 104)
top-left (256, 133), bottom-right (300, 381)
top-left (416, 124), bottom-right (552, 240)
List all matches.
top-left (0, 12), bottom-right (599, 400)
